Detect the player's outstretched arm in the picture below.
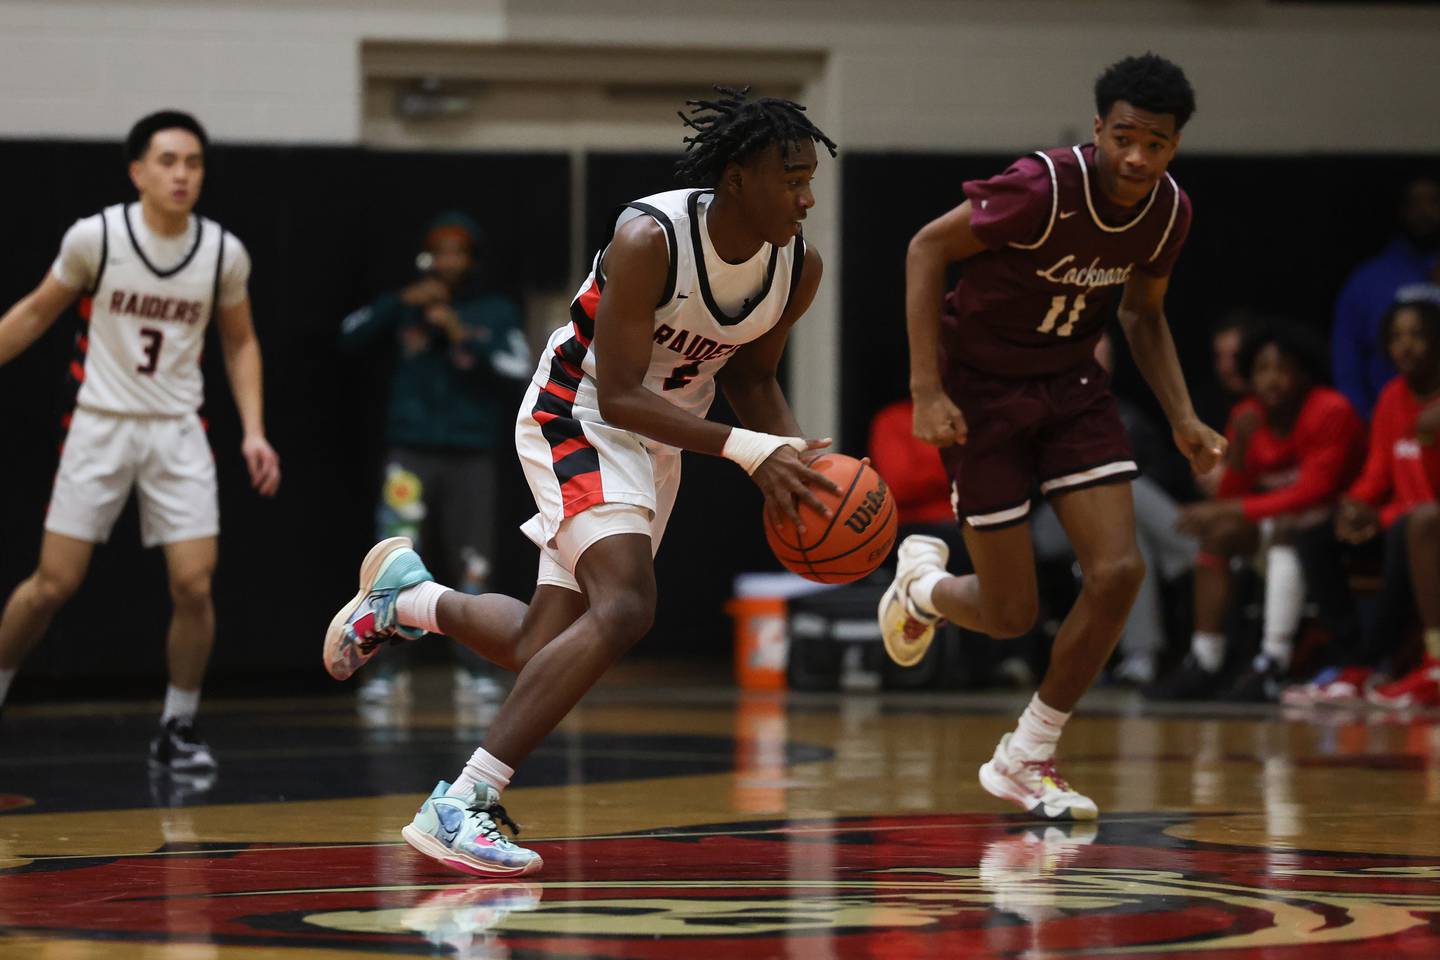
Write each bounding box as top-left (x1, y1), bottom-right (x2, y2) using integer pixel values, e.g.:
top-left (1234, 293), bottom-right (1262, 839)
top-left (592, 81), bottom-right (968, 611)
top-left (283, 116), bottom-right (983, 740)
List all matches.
top-left (905, 202), bottom-right (986, 447)
top-left (1117, 272), bottom-right (1226, 475)
top-left (215, 298), bottom-right (281, 497)
top-left (0, 273), bottom-right (80, 367)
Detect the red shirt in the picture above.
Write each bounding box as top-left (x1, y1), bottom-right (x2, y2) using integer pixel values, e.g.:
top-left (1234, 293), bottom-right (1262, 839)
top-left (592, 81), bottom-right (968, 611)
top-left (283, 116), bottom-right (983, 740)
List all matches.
top-left (1218, 387), bottom-right (1365, 522)
top-left (868, 400), bottom-right (953, 526)
top-left (941, 144), bottom-right (1192, 382)
top-left (1347, 376), bottom-right (1440, 527)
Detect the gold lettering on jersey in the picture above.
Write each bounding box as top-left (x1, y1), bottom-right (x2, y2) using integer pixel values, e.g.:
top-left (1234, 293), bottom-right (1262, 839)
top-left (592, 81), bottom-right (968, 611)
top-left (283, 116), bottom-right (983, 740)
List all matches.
top-left (108, 289), bottom-right (205, 325)
top-left (1035, 255), bottom-right (1133, 290)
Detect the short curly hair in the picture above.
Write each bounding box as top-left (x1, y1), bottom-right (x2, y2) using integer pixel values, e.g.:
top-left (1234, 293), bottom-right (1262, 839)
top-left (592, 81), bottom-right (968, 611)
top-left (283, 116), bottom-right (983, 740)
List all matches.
top-left (1236, 318), bottom-right (1330, 385)
top-left (1095, 54), bottom-right (1196, 130)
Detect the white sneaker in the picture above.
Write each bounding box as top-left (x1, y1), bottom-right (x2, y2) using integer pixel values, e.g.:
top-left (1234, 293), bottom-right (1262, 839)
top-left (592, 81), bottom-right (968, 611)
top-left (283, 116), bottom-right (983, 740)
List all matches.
top-left (878, 535), bottom-right (949, 667)
top-left (979, 733), bottom-right (1098, 821)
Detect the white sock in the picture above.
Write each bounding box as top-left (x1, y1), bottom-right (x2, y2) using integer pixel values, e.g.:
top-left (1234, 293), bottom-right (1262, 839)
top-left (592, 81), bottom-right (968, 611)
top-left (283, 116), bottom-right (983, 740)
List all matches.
top-left (447, 747), bottom-right (514, 799)
top-left (1261, 545), bottom-right (1303, 670)
top-left (908, 570), bottom-right (948, 618)
top-left (1008, 693), bottom-right (1070, 760)
top-left (161, 685), bottom-right (201, 725)
top-left (395, 581), bottom-right (454, 634)
top-left (0, 668), bottom-right (14, 707)
top-left (1191, 631), bottom-right (1225, 673)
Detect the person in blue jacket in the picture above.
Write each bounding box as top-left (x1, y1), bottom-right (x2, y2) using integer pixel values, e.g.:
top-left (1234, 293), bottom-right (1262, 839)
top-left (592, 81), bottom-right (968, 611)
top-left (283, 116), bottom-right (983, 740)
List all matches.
top-left (340, 212), bottom-right (531, 704)
top-left (1332, 176), bottom-right (1440, 419)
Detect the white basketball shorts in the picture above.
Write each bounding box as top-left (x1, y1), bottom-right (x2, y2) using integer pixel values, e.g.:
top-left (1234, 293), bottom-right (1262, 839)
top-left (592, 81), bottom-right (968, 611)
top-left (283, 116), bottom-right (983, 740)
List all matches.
top-left (45, 407), bottom-right (220, 547)
top-left (515, 381), bottom-right (680, 593)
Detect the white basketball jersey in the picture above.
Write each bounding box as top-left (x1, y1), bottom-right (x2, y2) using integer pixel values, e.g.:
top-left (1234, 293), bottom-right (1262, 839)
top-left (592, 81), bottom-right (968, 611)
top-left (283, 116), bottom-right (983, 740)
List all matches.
top-left (532, 188), bottom-right (805, 445)
top-left (77, 204), bottom-right (227, 416)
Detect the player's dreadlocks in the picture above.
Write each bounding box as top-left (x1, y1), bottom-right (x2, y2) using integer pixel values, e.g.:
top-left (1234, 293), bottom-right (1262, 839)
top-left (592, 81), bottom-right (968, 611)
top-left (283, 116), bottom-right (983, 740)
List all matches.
top-left (674, 86), bottom-right (838, 188)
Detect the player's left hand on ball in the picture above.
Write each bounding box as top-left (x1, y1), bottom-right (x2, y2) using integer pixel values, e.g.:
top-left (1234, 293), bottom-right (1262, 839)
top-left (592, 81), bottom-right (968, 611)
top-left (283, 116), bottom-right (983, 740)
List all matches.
top-left (1173, 418), bottom-right (1227, 475)
top-left (242, 434), bottom-right (282, 497)
top-left (754, 443), bottom-right (840, 534)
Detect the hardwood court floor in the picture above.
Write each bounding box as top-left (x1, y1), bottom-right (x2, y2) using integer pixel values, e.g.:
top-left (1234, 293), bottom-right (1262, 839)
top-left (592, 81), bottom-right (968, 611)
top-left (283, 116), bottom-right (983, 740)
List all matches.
top-left (3, 668), bottom-right (1440, 958)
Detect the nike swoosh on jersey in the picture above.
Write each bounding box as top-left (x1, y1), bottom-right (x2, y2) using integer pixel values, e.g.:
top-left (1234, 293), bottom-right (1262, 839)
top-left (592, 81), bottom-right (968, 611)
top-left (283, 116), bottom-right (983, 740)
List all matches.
top-left (1059, 210), bottom-right (1078, 219)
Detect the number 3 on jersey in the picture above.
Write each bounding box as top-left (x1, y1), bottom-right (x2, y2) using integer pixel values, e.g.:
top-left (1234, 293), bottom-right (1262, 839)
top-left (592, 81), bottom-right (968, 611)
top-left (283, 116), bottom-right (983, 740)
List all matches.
top-left (137, 327), bottom-right (164, 375)
top-left (1037, 294), bottom-right (1086, 337)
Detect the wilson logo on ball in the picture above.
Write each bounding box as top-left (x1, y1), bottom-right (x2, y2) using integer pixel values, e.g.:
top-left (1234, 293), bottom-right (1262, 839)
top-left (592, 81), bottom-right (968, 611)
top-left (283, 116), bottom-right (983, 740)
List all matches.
top-left (843, 482), bottom-right (890, 534)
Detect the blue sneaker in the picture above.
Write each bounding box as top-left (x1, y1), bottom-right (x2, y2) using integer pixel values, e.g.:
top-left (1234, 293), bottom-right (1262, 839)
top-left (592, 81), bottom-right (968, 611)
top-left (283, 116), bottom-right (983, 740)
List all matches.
top-left (323, 537), bottom-right (434, 681)
top-left (401, 781), bottom-right (544, 878)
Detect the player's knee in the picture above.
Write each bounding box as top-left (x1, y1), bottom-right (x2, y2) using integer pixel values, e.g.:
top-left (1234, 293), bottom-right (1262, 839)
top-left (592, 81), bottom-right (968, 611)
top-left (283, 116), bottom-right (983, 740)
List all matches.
top-left (1085, 550), bottom-right (1147, 602)
top-left (590, 588), bottom-right (656, 653)
top-left (29, 568), bottom-right (81, 609)
top-left (985, 596), bottom-right (1038, 639)
top-left (168, 572), bottom-right (213, 610)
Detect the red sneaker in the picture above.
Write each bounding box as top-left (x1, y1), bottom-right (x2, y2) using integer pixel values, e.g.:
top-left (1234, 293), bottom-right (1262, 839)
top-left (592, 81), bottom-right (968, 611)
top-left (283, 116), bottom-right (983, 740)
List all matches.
top-left (1366, 659), bottom-right (1440, 710)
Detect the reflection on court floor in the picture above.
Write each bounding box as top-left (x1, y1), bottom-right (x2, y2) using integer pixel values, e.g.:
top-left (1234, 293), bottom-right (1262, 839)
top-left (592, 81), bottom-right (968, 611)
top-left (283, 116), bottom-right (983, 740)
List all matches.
top-left (3, 679), bottom-right (1439, 958)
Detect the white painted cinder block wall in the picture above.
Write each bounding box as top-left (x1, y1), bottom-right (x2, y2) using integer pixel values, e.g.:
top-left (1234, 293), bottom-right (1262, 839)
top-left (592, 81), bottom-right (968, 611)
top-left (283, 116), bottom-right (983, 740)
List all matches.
top-left (2, 0), bottom-right (1436, 151)
top-left (3, 0), bottom-right (1435, 439)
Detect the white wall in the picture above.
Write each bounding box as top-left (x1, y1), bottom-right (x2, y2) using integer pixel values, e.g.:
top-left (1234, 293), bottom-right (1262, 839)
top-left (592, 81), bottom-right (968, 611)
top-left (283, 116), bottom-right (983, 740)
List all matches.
top-left (4, 0), bottom-right (1438, 151)
top-left (5, 0), bottom-right (1436, 438)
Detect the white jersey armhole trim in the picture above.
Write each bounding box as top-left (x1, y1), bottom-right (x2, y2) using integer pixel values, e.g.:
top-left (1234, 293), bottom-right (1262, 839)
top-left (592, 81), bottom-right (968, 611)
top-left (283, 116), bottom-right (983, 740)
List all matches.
top-left (1074, 144), bottom-right (1158, 234)
top-left (1008, 151), bottom-right (1059, 251)
top-left (1148, 173), bottom-right (1182, 263)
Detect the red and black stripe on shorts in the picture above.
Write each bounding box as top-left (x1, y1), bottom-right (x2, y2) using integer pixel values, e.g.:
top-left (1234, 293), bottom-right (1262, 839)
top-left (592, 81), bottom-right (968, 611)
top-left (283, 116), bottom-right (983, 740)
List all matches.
top-left (533, 277), bottom-right (604, 516)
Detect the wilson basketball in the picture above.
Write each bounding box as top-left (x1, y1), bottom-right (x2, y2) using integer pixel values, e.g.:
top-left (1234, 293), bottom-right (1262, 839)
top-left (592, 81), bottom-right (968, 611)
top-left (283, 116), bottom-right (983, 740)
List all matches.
top-left (763, 454), bottom-right (898, 584)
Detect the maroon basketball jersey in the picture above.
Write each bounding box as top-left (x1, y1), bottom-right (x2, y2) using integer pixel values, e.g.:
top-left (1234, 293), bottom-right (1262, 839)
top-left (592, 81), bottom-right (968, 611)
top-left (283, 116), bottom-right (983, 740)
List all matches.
top-left (941, 144), bottom-right (1192, 380)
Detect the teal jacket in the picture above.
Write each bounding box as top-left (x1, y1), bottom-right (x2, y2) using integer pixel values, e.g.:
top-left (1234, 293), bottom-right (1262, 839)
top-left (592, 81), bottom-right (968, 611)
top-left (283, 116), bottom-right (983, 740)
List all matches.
top-left (340, 291), bottom-right (531, 451)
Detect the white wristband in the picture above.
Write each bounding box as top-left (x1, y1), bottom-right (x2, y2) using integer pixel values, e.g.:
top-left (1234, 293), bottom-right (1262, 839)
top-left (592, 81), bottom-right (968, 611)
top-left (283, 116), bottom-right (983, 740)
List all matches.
top-left (722, 427), bottom-right (807, 475)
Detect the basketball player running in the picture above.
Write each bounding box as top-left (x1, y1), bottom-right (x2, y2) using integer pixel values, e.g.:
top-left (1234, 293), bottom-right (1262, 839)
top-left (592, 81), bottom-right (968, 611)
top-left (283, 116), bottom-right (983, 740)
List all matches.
top-left (324, 88), bottom-right (838, 876)
top-left (0, 111), bottom-right (281, 770)
top-left (880, 55), bottom-right (1225, 820)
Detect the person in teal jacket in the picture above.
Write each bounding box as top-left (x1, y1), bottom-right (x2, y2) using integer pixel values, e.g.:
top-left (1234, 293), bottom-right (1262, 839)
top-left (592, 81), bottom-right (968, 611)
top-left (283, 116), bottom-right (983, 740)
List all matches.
top-left (341, 212), bottom-right (530, 705)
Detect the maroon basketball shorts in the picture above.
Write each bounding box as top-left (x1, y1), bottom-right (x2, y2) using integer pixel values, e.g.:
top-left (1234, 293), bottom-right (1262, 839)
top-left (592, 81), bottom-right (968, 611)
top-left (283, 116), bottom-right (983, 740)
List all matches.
top-left (939, 361), bottom-right (1138, 531)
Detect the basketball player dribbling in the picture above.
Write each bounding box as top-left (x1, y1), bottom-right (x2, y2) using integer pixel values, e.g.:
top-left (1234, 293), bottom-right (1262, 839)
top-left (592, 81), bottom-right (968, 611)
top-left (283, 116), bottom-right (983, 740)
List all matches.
top-left (0, 111), bottom-right (281, 771)
top-left (324, 88), bottom-right (839, 876)
top-left (880, 54), bottom-right (1226, 820)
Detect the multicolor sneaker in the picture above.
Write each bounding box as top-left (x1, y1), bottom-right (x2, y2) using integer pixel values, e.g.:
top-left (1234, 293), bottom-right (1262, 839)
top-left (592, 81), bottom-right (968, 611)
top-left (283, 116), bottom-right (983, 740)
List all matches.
top-left (402, 781), bottom-right (544, 878)
top-left (878, 535), bottom-right (949, 667)
top-left (1280, 666), bottom-right (1374, 706)
top-left (978, 822), bottom-right (1099, 923)
top-left (324, 537), bottom-right (434, 682)
top-left (400, 882), bottom-right (543, 953)
top-left (979, 733), bottom-right (1098, 821)
top-left (1366, 659), bottom-right (1440, 710)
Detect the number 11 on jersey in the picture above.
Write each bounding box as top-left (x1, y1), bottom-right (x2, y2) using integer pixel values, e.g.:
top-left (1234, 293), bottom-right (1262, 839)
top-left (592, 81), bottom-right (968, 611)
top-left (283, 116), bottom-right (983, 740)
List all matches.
top-left (1037, 294), bottom-right (1086, 337)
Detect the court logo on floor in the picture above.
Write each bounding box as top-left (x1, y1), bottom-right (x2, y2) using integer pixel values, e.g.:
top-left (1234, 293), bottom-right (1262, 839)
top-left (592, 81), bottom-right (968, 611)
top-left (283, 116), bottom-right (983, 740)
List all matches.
top-left (5, 814), bottom-right (1440, 957)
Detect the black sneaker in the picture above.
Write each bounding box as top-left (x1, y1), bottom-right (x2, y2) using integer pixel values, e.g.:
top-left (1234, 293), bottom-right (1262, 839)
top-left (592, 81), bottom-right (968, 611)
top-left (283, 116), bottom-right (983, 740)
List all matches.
top-left (1143, 654), bottom-right (1225, 701)
top-left (1221, 654), bottom-right (1284, 703)
top-left (149, 718), bottom-right (218, 772)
